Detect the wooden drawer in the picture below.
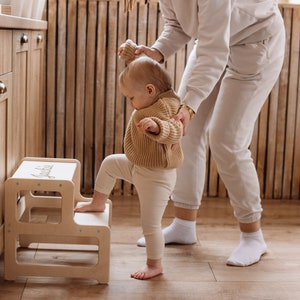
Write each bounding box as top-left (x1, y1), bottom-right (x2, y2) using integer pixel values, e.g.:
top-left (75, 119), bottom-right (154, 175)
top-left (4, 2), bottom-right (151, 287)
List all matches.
top-left (14, 30), bottom-right (30, 53)
top-left (0, 30), bottom-right (12, 75)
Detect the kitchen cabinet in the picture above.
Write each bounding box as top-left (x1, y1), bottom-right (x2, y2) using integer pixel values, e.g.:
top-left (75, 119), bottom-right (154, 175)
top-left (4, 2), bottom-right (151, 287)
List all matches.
top-left (8, 30), bottom-right (46, 174)
top-left (0, 18), bottom-right (47, 255)
top-left (0, 29), bottom-right (12, 255)
top-left (0, 72), bottom-right (11, 255)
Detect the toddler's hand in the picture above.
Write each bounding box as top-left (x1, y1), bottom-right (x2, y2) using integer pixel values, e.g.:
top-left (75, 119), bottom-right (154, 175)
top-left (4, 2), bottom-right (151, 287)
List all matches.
top-left (118, 39), bottom-right (138, 64)
top-left (137, 118), bottom-right (159, 134)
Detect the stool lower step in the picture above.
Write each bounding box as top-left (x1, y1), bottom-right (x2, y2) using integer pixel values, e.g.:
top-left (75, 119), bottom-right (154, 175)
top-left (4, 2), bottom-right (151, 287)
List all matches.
top-left (74, 202), bottom-right (110, 226)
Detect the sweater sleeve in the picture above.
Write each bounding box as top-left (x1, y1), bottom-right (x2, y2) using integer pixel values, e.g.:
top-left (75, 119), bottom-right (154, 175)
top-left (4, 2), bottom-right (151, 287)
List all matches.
top-left (144, 117), bottom-right (183, 145)
top-left (151, 2), bottom-right (191, 60)
top-left (183, 0), bottom-right (231, 113)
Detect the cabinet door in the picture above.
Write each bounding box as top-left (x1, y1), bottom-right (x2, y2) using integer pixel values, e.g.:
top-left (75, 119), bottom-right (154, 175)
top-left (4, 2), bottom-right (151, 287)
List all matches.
top-left (0, 30), bottom-right (12, 256)
top-left (26, 31), bottom-right (45, 157)
top-left (8, 31), bottom-right (30, 176)
top-left (0, 30), bottom-right (12, 75)
top-left (0, 72), bottom-right (12, 255)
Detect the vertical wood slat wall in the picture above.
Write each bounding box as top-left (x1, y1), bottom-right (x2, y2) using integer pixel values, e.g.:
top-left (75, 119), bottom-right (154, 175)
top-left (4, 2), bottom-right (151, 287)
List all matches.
top-left (46, 0), bottom-right (300, 199)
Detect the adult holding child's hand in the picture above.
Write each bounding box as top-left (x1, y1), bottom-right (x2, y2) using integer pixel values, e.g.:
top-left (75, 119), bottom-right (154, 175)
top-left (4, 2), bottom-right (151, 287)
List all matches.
top-left (122, 0), bottom-right (286, 268)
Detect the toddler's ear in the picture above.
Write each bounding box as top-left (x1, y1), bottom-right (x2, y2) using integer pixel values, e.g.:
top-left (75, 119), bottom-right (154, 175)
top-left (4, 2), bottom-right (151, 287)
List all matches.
top-left (146, 84), bottom-right (156, 96)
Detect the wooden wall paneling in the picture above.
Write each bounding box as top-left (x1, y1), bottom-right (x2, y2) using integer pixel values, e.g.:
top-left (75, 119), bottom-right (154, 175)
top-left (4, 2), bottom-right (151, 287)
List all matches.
top-left (257, 100), bottom-right (269, 199)
top-left (82, 0), bottom-right (98, 194)
top-left (173, 46), bottom-right (186, 92)
top-left (165, 55), bottom-right (176, 94)
top-left (106, 1), bottom-right (126, 195)
top-left (290, 7), bottom-right (300, 199)
top-left (55, 0), bottom-right (67, 158)
top-left (137, 2), bottom-right (147, 45)
top-left (40, 31), bottom-right (47, 158)
top-left (105, 0), bottom-right (118, 159)
top-left (65, 0), bottom-right (77, 158)
top-left (203, 148), bottom-right (209, 197)
top-left (45, 0), bottom-right (299, 199)
top-left (274, 7), bottom-right (291, 198)
top-left (265, 86), bottom-right (279, 199)
top-left (283, 7), bottom-right (300, 198)
top-left (46, 0), bottom-right (57, 158)
top-left (114, 2), bottom-right (128, 195)
top-left (218, 174), bottom-right (227, 198)
top-left (122, 4), bottom-right (137, 196)
top-left (147, 1), bottom-right (159, 46)
top-left (94, 0), bottom-right (108, 186)
top-left (292, 72), bottom-right (300, 198)
top-left (162, 0), bottom-right (176, 94)
top-left (250, 112), bottom-right (259, 168)
top-left (75, 0), bottom-right (87, 189)
top-left (208, 153), bottom-right (219, 197)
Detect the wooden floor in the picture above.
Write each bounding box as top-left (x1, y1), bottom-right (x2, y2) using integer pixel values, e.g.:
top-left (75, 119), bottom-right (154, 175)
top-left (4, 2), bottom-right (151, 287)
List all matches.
top-left (0, 196), bottom-right (300, 300)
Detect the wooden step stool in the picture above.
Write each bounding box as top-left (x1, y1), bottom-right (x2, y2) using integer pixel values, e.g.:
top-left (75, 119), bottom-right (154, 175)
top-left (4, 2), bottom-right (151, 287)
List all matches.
top-left (4, 157), bottom-right (111, 284)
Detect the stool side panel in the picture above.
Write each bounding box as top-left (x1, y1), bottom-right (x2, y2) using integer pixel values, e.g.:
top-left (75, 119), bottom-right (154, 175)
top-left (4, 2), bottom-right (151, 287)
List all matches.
top-left (3, 158), bottom-right (111, 283)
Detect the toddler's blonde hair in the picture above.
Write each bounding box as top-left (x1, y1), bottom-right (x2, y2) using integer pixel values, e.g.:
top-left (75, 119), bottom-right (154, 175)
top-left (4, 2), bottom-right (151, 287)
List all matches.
top-left (119, 56), bottom-right (172, 94)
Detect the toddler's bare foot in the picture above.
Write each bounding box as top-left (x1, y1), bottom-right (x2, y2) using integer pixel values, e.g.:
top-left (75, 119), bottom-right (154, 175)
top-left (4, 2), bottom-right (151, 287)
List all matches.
top-left (74, 201), bottom-right (105, 213)
top-left (131, 259), bottom-right (163, 280)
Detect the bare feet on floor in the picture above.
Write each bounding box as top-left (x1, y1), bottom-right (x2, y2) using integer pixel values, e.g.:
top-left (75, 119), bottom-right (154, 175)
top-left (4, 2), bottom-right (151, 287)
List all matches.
top-left (131, 259), bottom-right (163, 280)
top-left (74, 202), bottom-right (105, 213)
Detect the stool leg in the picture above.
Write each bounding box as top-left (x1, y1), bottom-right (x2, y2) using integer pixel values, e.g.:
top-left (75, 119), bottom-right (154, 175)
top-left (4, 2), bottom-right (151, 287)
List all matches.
top-left (97, 227), bottom-right (110, 284)
top-left (4, 231), bottom-right (18, 280)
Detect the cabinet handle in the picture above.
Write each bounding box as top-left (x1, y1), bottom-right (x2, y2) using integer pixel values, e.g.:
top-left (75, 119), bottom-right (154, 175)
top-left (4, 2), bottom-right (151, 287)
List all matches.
top-left (0, 81), bottom-right (7, 94)
top-left (37, 33), bottom-right (43, 43)
top-left (20, 34), bottom-right (29, 44)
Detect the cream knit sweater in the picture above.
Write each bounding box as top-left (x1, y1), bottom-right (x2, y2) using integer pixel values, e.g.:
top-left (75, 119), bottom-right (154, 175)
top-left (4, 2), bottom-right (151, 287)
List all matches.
top-left (124, 90), bottom-right (183, 169)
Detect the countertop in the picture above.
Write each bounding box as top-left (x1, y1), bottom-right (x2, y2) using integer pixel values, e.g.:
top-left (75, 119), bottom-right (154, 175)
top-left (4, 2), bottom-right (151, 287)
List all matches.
top-left (0, 14), bottom-right (47, 30)
top-left (279, 0), bottom-right (300, 6)
top-left (0, 1), bottom-right (298, 31)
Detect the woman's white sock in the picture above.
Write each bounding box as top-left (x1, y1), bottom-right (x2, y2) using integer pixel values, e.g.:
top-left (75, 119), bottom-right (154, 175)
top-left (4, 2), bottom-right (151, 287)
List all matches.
top-left (137, 217), bottom-right (197, 247)
top-left (227, 229), bottom-right (267, 266)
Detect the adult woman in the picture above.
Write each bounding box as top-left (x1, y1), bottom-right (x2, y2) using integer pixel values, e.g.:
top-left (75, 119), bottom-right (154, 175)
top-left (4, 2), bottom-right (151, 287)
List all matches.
top-left (123, 0), bottom-right (285, 266)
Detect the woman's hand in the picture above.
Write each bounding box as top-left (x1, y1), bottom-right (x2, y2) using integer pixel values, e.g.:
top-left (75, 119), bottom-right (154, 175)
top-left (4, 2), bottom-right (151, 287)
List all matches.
top-left (173, 107), bottom-right (192, 136)
top-left (118, 43), bottom-right (163, 64)
top-left (135, 45), bottom-right (164, 63)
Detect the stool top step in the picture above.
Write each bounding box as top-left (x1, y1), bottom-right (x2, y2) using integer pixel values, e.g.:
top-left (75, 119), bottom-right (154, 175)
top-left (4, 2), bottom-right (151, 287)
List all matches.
top-left (12, 161), bottom-right (77, 181)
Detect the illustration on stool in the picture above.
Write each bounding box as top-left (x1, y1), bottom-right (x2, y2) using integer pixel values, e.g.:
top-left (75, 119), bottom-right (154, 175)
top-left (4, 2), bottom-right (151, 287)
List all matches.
top-left (30, 164), bottom-right (55, 178)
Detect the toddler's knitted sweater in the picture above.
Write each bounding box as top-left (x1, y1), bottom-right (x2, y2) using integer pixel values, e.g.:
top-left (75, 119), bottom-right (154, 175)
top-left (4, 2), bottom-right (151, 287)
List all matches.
top-left (124, 90), bottom-right (183, 169)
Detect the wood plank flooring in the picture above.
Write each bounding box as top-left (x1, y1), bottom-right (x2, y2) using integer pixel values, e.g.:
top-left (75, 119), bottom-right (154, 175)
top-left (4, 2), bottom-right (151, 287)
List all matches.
top-left (0, 196), bottom-right (300, 300)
